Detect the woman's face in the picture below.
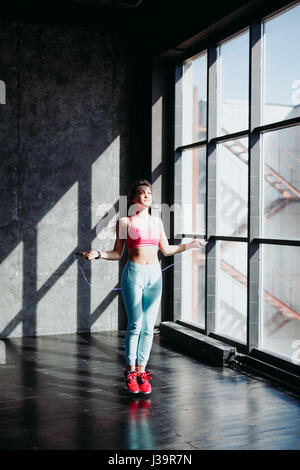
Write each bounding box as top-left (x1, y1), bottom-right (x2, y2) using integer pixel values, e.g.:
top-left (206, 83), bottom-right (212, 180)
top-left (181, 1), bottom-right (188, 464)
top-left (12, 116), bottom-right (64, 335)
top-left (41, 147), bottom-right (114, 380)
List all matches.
top-left (133, 185), bottom-right (152, 210)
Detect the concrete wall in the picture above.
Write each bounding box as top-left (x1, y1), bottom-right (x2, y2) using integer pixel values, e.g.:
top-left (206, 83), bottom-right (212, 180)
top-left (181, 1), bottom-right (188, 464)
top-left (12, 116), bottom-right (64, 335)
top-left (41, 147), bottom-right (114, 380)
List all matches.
top-left (0, 21), bottom-right (133, 338)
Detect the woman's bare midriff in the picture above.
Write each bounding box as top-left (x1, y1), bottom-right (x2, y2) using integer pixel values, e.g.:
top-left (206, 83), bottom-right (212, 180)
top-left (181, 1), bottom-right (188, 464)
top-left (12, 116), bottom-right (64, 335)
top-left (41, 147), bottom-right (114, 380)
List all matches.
top-left (125, 215), bottom-right (160, 265)
top-left (127, 246), bottom-right (159, 265)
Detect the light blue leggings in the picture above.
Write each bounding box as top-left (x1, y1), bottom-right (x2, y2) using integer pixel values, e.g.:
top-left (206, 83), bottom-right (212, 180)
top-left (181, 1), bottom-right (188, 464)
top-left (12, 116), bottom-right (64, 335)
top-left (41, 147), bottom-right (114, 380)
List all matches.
top-left (121, 259), bottom-right (162, 368)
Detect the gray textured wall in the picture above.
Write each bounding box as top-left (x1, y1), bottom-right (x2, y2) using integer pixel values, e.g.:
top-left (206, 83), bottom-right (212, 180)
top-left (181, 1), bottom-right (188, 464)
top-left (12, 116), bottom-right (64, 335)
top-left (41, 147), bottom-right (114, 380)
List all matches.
top-left (0, 22), bottom-right (131, 338)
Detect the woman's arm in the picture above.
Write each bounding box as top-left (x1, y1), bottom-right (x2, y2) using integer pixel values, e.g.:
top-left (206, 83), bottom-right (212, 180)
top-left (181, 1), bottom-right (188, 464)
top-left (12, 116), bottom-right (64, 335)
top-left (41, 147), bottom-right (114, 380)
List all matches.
top-left (81, 218), bottom-right (127, 261)
top-left (158, 219), bottom-right (206, 257)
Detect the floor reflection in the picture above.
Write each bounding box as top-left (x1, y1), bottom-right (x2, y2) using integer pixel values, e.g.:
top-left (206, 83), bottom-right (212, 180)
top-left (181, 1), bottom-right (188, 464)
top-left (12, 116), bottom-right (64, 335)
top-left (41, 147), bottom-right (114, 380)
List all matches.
top-left (121, 395), bottom-right (154, 449)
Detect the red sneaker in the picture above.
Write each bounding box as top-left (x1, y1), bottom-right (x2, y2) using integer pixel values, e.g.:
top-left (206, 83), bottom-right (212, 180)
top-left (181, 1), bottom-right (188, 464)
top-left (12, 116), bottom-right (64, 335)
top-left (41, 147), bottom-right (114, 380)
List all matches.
top-left (137, 370), bottom-right (152, 394)
top-left (124, 369), bottom-right (139, 394)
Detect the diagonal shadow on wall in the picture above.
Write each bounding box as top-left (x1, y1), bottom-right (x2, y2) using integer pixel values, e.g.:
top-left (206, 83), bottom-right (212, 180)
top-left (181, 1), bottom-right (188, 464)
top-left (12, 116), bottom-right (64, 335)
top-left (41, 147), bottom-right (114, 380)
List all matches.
top-left (0, 21), bottom-right (137, 339)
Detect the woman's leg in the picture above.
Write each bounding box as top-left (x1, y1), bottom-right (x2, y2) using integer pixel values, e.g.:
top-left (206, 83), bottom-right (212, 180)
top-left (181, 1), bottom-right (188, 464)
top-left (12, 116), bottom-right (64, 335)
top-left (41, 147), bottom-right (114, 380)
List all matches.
top-left (121, 264), bottom-right (144, 369)
top-left (135, 273), bottom-right (162, 394)
top-left (122, 260), bottom-right (162, 394)
top-left (136, 271), bottom-right (162, 370)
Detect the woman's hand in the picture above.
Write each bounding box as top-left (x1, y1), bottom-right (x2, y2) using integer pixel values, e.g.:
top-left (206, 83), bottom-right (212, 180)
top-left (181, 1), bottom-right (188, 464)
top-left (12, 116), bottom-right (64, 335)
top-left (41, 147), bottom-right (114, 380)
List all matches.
top-left (81, 250), bottom-right (99, 261)
top-left (190, 239), bottom-right (207, 250)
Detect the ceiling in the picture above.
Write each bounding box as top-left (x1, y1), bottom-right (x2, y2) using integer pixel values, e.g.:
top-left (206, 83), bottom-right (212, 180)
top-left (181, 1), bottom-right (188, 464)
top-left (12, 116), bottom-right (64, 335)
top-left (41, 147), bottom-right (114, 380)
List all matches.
top-left (0, 0), bottom-right (295, 56)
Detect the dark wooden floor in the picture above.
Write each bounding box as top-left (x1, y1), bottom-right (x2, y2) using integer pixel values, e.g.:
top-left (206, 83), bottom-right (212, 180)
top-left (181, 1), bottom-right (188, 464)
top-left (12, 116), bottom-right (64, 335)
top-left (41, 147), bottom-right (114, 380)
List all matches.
top-left (0, 331), bottom-right (300, 450)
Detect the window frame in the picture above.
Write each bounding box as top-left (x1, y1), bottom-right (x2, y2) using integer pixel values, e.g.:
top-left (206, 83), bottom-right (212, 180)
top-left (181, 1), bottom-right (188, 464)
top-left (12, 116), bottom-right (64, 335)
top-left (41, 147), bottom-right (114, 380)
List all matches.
top-left (172, 0), bottom-right (300, 370)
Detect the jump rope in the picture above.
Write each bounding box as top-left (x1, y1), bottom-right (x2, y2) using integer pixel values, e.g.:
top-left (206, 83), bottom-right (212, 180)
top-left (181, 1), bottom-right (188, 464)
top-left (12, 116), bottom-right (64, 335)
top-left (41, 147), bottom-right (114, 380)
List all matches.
top-left (74, 250), bottom-right (197, 291)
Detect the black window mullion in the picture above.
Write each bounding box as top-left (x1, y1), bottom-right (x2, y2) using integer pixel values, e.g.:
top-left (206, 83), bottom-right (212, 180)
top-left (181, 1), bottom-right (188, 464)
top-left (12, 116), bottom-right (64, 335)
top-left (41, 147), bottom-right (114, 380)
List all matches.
top-left (248, 21), bottom-right (263, 353)
top-left (206, 45), bottom-right (218, 335)
top-left (175, 140), bottom-right (207, 152)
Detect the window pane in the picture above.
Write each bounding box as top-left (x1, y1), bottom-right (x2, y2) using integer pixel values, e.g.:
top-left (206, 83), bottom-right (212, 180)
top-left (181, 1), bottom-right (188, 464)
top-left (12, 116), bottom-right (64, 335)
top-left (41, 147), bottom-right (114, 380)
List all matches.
top-left (262, 126), bottom-right (300, 240)
top-left (174, 146), bottom-right (206, 235)
top-left (174, 238), bottom-right (206, 327)
top-left (217, 30), bottom-right (249, 136)
top-left (216, 137), bottom-right (248, 236)
top-left (216, 241), bottom-right (247, 343)
top-left (263, 4), bottom-right (300, 125)
top-left (260, 244), bottom-right (300, 364)
top-left (181, 52), bottom-right (207, 146)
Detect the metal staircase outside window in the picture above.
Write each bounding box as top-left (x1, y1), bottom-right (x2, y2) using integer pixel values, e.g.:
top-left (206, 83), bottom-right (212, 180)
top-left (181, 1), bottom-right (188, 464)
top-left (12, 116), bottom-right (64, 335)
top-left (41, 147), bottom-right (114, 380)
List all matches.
top-left (216, 126), bottom-right (300, 339)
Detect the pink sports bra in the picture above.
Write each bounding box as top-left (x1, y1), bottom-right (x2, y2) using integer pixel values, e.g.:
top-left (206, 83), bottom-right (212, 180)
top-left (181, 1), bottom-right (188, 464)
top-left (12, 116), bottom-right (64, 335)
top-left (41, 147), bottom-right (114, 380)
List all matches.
top-left (126, 215), bottom-right (161, 249)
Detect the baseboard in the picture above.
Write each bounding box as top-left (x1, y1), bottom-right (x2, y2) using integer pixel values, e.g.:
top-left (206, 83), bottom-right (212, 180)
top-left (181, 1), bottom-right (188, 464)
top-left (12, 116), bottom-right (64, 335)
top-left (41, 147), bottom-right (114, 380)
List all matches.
top-left (159, 321), bottom-right (236, 366)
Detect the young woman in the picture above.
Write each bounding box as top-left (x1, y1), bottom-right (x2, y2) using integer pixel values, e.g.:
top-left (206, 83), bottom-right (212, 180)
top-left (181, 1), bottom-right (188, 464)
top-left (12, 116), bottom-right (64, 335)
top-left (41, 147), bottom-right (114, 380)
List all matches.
top-left (81, 179), bottom-right (207, 394)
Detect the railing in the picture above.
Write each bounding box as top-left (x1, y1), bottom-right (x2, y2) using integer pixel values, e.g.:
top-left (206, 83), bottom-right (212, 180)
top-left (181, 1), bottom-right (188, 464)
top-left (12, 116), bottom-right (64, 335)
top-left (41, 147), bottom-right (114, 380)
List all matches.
top-left (266, 262), bottom-right (300, 313)
top-left (267, 148), bottom-right (294, 186)
top-left (220, 258), bottom-right (300, 332)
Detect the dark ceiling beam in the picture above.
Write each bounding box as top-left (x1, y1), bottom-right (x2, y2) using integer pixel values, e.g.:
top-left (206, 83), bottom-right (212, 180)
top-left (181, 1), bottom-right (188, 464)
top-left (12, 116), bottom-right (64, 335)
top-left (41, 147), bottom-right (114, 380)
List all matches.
top-left (0, 0), bottom-right (297, 56)
top-left (145, 0), bottom-right (298, 56)
top-left (153, 0), bottom-right (298, 60)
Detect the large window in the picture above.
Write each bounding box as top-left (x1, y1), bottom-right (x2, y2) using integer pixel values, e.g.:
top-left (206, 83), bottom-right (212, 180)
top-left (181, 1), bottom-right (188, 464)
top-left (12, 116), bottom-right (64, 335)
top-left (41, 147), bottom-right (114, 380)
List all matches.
top-left (217, 30), bottom-right (249, 136)
top-left (263, 5), bottom-right (300, 125)
top-left (262, 121), bottom-right (300, 240)
top-left (174, 1), bottom-right (300, 366)
top-left (175, 238), bottom-right (206, 328)
top-left (174, 146), bottom-right (206, 236)
top-left (216, 241), bottom-right (247, 343)
top-left (216, 138), bottom-right (248, 236)
top-left (261, 244), bottom-right (300, 361)
top-left (181, 52), bottom-right (207, 146)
